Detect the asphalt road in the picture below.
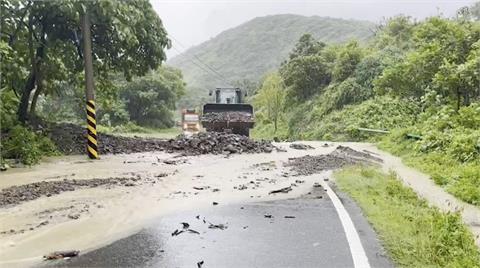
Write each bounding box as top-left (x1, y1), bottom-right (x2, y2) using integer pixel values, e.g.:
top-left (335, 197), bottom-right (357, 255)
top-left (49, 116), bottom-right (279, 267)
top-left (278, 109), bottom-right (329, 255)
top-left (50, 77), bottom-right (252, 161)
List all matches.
top-left (49, 186), bottom-right (392, 268)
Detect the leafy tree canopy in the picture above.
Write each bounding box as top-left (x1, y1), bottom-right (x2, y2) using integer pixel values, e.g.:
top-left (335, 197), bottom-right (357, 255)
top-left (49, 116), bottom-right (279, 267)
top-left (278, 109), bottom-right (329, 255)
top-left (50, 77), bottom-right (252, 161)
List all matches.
top-left (120, 66), bottom-right (185, 128)
top-left (0, 0), bottom-right (170, 122)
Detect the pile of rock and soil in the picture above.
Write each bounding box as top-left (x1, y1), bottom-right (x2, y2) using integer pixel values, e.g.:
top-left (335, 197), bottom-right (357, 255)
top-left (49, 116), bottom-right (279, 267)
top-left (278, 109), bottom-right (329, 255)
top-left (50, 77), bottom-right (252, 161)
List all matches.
top-left (44, 123), bottom-right (273, 155)
top-left (0, 175), bottom-right (161, 207)
top-left (201, 111), bottom-right (253, 123)
top-left (289, 143), bottom-right (315, 150)
top-left (165, 132), bottom-right (274, 155)
top-left (46, 123), bottom-right (170, 155)
top-left (285, 145), bottom-right (382, 176)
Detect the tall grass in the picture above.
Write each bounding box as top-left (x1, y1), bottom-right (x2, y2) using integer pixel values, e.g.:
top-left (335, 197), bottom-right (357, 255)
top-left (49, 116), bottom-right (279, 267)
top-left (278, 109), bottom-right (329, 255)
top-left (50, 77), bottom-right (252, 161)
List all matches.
top-left (335, 167), bottom-right (480, 268)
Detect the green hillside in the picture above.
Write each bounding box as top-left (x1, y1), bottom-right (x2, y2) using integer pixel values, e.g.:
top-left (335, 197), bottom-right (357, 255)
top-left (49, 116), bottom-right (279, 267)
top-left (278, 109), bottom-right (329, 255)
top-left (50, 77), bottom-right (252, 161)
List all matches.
top-left (168, 14), bottom-right (376, 107)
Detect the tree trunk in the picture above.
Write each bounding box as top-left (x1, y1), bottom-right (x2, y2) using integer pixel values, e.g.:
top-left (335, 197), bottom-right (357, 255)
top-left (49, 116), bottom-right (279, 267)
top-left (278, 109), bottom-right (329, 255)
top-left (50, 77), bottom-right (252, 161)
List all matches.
top-left (463, 90), bottom-right (470, 107)
top-left (17, 16), bottom-right (45, 123)
top-left (274, 117), bottom-right (278, 133)
top-left (456, 88), bottom-right (461, 111)
top-left (29, 77), bottom-right (43, 116)
top-left (17, 72), bottom-right (36, 123)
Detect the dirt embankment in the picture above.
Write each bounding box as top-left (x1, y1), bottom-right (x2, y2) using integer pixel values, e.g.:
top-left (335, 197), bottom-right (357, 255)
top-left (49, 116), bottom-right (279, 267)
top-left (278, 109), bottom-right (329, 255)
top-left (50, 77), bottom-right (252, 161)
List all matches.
top-left (47, 123), bottom-right (274, 155)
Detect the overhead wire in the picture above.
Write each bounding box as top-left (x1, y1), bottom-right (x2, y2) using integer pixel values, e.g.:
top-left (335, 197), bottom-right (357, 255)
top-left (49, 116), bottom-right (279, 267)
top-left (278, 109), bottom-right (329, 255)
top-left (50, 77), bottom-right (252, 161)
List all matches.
top-left (168, 34), bottom-right (234, 87)
top-left (169, 45), bottom-right (228, 85)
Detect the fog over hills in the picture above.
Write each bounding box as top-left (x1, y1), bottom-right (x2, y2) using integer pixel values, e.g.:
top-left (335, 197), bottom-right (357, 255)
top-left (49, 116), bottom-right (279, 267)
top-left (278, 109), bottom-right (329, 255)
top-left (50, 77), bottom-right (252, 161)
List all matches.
top-left (168, 14), bottom-right (376, 108)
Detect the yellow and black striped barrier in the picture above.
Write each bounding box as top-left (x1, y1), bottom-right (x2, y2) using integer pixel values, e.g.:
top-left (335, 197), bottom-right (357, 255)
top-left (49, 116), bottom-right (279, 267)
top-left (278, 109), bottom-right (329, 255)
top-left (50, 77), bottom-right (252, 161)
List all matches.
top-left (86, 100), bottom-right (99, 159)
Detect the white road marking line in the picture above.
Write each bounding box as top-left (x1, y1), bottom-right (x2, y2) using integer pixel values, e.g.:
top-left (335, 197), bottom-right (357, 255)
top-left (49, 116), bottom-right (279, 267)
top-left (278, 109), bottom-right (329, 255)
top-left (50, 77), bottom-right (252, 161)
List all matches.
top-left (322, 180), bottom-right (371, 268)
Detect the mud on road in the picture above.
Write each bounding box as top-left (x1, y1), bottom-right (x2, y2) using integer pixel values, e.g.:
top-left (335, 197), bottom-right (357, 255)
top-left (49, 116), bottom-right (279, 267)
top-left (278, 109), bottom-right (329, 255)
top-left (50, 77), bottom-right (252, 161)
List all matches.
top-left (0, 141), bottom-right (382, 267)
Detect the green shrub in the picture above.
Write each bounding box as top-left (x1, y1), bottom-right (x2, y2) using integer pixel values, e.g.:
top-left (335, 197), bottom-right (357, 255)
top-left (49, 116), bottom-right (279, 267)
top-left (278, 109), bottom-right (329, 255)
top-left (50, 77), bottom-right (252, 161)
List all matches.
top-left (301, 96), bottom-right (420, 141)
top-left (1, 125), bottom-right (58, 165)
top-left (379, 133), bottom-right (480, 206)
top-left (0, 90), bottom-right (19, 131)
top-left (111, 122), bottom-right (151, 133)
top-left (407, 104), bottom-right (480, 162)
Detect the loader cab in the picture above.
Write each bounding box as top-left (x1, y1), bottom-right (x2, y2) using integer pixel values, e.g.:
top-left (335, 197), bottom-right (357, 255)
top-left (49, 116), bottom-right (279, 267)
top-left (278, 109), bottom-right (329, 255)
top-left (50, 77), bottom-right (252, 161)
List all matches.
top-left (210, 87), bottom-right (245, 104)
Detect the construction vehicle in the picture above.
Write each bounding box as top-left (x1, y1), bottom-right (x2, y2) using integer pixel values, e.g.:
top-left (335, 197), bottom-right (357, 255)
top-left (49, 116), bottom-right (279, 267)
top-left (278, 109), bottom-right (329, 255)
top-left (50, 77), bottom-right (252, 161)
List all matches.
top-left (201, 87), bottom-right (254, 136)
top-left (181, 109), bottom-right (200, 134)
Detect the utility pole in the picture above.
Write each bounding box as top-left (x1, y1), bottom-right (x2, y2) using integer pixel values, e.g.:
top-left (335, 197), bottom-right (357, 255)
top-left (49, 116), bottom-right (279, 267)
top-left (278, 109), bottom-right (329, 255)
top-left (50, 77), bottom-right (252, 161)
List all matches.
top-left (80, 9), bottom-right (99, 159)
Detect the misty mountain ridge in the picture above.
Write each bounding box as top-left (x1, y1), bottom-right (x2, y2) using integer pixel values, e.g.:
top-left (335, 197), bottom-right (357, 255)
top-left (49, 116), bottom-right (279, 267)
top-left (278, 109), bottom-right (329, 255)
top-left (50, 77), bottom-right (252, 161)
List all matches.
top-left (168, 14), bottom-right (376, 107)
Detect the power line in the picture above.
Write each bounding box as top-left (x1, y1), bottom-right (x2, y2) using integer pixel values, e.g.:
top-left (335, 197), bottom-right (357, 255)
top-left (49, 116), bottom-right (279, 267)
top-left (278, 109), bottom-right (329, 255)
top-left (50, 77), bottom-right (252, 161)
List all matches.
top-left (169, 45), bottom-right (230, 86)
top-left (170, 35), bottom-right (230, 82)
top-left (168, 34), bottom-right (233, 86)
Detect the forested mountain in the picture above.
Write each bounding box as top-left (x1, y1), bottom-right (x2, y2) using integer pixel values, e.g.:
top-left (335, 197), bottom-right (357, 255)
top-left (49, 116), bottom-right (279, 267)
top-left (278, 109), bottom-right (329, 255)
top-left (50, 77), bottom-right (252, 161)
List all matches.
top-left (168, 14), bottom-right (375, 107)
top-left (252, 9), bottom-right (480, 208)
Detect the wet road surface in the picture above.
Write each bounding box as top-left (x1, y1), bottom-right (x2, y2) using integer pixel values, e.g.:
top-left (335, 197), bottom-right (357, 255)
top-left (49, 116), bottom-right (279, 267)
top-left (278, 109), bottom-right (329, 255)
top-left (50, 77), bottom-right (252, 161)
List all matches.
top-left (50, 186), bottom-right (392, 268)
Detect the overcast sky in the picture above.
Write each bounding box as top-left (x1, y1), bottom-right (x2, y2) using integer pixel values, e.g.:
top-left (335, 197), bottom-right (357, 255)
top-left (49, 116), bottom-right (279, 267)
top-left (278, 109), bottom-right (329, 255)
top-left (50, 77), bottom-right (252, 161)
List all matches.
top-left (151, 0), bottom-right (476, 58)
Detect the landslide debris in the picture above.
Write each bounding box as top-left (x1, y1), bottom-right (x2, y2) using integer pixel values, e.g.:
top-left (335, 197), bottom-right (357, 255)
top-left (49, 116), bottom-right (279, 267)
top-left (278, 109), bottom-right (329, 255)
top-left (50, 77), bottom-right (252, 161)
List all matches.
top-left (46, 123), bottom-right (273, 155)
top-left (44, 250), bottom-right (80, 260)
top-left (289, 143), bottom-right (314, 150)
top-left (285, 145), bottom-right (382, 176)
top-left (165, 132), bottom-right (274, 155)
top-left (0, 176), bottom-right (157, 207)
top-left (47, 123), bottom-right (166, 155)
top-left (201, 111), bottom-right (253, 123)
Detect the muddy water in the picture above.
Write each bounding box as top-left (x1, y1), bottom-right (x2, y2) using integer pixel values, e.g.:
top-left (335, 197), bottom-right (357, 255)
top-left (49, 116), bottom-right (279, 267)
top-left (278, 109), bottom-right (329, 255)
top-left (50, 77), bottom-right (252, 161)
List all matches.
top-left (2, 141), bottom-right (479, 267)
top-left (0, 143), bottom-right (337, 267)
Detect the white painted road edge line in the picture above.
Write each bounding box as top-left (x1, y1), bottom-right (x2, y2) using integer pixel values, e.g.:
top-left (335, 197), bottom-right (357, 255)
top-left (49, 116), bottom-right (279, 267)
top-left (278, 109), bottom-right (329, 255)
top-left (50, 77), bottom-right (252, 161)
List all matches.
top-left (321, 180), bottom-right (371, 268)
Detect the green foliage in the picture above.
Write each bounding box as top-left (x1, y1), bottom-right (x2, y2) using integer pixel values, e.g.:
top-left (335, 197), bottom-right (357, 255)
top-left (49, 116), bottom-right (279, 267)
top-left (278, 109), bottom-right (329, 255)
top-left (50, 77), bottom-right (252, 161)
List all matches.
top-left (0, 90), bottom-right (20, 131)
top-left (280, 54), bottom-right (331, 101)
top-left (374, 16), bottom-right (416, 50)
top-left (251, 119), bottom-right (289, 141)
top-left (380, 131), bottom-right (480, 206)
top-left (120, 66), bottom-right (185, 128)
top-left (374, 17), bottom-right (480, 106)
top-left (411, 104), bottom-right (480, 162)
top-left (170, 14), bottom-right (376, 108)
top-left (1, 125), bottom-right (58, 165)
top-left (37, 80), bottom-right (85, 124)
top-left (254, 73), bottom-right (286, 132)
top-left (292, 96), bottom-right (420, 140)
top-left (332, 41), bottom-right (363, 82)
top-left (335, 167), bottom-right (480, 268)
top-left (353, 46), bottom-right (404, 89)
top-left (1, 0), bottom-right (170, 123)
top-left (98, 122), bottom-right (151, 134)
top-left (287, 33), bottom-right (325, 60)
top-left (378, 103), bottom-right (480, 205)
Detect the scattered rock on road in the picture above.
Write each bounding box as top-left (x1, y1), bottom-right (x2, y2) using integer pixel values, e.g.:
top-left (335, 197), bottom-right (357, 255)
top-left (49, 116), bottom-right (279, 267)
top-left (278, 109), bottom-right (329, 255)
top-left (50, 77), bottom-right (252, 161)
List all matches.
top-left (269, 186), bottom-right (292, 194)
top-left (289, 143), bottom-right (314, 150)
top-left (44, 250), bottom-right (79, 260)
top-left (0, 175), bottom-right (159, 208)
top-left (208, 223), bottom-right (228, 230)
top-left (285, 146), bottom-right (381, 176)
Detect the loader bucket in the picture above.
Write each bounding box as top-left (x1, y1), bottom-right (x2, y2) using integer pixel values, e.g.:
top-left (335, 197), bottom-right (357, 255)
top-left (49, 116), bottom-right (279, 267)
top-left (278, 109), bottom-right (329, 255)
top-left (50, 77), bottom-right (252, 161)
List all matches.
top-left (203, 103), bottom-right (253, 114)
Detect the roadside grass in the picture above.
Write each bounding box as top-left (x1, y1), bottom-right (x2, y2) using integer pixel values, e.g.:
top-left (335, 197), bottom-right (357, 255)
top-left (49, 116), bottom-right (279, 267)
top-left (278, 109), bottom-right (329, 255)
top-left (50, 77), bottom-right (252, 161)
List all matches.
top-left (334, 167), bottom-right (480, 268)
top-left (98, 123), bottom-right (181, 139)
top-left (251, 120), bottom-right (289, 140)
top-left (378, 137), bottom-right (480, 206)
